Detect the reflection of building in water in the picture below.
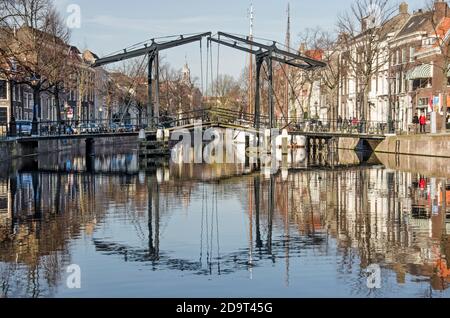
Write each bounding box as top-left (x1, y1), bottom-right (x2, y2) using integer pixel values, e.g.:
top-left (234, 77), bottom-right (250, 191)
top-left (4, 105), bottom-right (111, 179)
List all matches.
top-left (0, 179), bottom-right (12, 225)
top-left (0, 154), bottom-right (449, 296)
top-left (257, 168), bottom-right (450, 291)
top-left (0, 171), bottom-right (150, 297)
top-left (36, 149), bottom-right (139, 174)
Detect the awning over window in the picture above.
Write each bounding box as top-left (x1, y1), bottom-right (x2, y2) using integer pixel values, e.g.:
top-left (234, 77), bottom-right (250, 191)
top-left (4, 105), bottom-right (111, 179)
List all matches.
top-left (406, 64), bottom-right (432, 80)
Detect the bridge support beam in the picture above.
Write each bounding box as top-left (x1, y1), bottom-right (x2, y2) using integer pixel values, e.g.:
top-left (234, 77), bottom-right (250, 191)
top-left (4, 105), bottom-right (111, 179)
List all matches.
top-left (266, 55), bottom-right (274, 129)
top-left (254, 57), bottom-right (263, 130)
top-left (148, 50), bottom-right (160, 129)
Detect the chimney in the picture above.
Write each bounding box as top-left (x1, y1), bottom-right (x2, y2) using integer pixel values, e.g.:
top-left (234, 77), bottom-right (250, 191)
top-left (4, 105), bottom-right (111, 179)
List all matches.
top-left (299, 43), bottom-right (306, 54)
top-left (362, 17), bottom-right (368, 31)
top-left (399, 2), bottom-right (408, 15)
top-left (434, 0), bottom-right (449, 22)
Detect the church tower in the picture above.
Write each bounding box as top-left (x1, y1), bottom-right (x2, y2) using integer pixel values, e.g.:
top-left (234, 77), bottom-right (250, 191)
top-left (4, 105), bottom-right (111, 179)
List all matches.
top-left (182, 56), bottom-right (191, 85)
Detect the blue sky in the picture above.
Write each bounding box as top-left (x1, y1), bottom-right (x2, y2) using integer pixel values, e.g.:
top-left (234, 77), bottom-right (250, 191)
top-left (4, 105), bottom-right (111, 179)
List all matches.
top-left (54, 0), bottom-right (427, 78)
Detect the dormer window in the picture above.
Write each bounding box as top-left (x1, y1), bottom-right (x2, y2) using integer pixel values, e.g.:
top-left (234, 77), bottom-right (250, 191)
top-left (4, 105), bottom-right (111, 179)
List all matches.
top-left (422, 37), bottom-right (437, 47)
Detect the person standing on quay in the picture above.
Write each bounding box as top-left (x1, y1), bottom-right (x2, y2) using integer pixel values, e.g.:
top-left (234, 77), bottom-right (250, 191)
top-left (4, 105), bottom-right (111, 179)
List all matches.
top-left (413, 113), bottom-right (419, 134)
top-left (419, 113), bottom-right (427, 134)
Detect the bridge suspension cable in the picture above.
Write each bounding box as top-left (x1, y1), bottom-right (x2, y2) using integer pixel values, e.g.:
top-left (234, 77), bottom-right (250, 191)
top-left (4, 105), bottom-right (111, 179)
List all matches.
top-left (261, 62), bottom-right (288, 126)
top-left (278, 61), bottom-right (306, 119)
top-left (205, 38), bottom-right (210, 99)
top-left (200, 39), bottom-right (204, 96)
top-left (119, 55), bottom-right (149, 122)
top-left (216, 34), bottom-right (220, 98)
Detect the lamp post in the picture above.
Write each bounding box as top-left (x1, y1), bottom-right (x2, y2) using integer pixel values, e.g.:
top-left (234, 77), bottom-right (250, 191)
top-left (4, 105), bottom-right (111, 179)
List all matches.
top-left (387, 75), bottom-right (396, 134)
top-left (9, 79), bottom-right (16, 137)
top-left (314, 101), bottom-right (319, 119)
top-left (30, 75), bottom-right (41, 136)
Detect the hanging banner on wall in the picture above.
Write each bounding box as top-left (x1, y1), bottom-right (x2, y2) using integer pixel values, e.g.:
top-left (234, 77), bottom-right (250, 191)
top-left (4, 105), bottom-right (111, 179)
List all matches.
top-left (432, 95), bottom-right (442, 113)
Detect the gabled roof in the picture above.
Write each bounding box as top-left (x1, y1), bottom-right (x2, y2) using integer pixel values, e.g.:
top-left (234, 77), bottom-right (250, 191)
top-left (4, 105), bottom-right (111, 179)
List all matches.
top-left (379, 12), bottom-right (411, 41)
top-left (396, 11), bottom-right (434, 38)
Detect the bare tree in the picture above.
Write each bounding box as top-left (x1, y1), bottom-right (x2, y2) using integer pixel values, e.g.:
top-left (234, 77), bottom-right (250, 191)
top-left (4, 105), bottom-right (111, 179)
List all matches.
top-left (0, 0), bottom-right (72, 123)
top-left (426, 0), bottom-right (450, 132)
top-left (43, 7), bottom-right (72, 122)
top-left (337, 0), bottom-right (397, 129)
top-left (212, 74), bottom-right (237, 98)
top-left (317, 31), bottom-right (342, 129)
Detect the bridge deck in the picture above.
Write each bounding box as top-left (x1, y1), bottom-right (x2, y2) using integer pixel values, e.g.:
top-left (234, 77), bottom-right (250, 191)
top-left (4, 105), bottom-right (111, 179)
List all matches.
top-left (16, 131), bottom-right (139, 143)
top-left (290, 131), bottom-right (386, 140)
top-left (11, 122), bottom-right (386, 143)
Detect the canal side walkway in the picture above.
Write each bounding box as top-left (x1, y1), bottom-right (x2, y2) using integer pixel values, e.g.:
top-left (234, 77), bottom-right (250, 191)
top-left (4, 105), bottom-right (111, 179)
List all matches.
top-left (0, 135), bottom-right (139, 163)
top-left (375, 133), bottom-right (450, 158)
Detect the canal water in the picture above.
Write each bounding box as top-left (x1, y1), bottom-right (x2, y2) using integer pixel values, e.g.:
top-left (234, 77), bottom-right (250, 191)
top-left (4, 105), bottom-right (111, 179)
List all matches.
top-left (0, 144), bottom-right (449, 298)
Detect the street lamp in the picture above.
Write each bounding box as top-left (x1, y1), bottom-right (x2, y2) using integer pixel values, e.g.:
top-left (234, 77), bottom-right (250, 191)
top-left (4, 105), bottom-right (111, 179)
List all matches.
top-left (9, 78), bottom-right (16, 137)
top-left (30, 74), bottom-right (41, 136)
top-left (387, 75), bottom-right (396, 134)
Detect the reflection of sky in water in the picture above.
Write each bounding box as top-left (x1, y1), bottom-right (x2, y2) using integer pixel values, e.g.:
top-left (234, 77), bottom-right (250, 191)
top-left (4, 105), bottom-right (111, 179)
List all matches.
top-left (0, 148), bottom-right (449, 298)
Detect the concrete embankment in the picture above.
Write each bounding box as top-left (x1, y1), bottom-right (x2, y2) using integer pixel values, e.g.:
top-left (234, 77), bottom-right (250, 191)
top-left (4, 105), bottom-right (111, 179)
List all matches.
top-left (0, 136), bottom-right (138, 163)
top-left (375, 133), bottom-right (450, 158)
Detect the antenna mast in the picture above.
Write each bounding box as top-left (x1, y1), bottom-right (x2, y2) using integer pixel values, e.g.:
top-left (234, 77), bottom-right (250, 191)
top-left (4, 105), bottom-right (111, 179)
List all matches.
top-left (248, 3), bottom-right (254, 115)
top-left (284, 3), bottom-right (291, 125)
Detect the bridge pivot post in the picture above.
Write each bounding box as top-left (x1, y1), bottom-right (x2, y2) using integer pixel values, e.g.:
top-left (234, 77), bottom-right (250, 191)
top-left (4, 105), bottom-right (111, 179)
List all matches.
top-left (148, 52), bottom-right (155, 129)
top-left (147, 50), bottom-right (160, 130)
top-left (266, 55), bottom-right (274, 129)
top-left (154, 51), bottom-right (160, 127)
top-left (254, 57), bottom-right (263, 130)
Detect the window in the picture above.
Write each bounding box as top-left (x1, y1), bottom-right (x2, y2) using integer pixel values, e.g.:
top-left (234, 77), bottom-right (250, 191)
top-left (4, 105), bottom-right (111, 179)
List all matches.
top-left (410, 47), bottom-right (415, 62)
top-left (24, 93), bottom-right (28, 110)
top-left (418, 97), bottom-right (429, 107)
top-left (29, 93), bottom-right (34, 109)
top-left (0, 80), bottom-right (7, 100)
top-left (402, 48), bottom-right (407, 64)
top-left (413, 78), bottom-right (432, 90)
top-left (422, 37), bottom-right (437, 47)
top-left (0, 108), bottom-right (7, 124)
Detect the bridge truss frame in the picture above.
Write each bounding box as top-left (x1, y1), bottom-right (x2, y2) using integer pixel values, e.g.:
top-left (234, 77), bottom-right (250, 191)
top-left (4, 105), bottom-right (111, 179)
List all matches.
top-left (209, 32), bottom-right (326, 129)
top-left (93, 32), bottom-right (212, 128)
top-left (92, 31), bottom-right (326, 130)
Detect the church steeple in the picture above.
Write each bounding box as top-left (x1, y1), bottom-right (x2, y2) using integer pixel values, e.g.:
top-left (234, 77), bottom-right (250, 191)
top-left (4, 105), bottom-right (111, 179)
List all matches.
top-left (182, 55), bottom-right (191, 84)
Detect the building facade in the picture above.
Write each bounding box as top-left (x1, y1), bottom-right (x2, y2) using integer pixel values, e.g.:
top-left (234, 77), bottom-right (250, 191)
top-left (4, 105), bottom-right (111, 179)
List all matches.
top-left (339, 1), bottom-right (450, 132)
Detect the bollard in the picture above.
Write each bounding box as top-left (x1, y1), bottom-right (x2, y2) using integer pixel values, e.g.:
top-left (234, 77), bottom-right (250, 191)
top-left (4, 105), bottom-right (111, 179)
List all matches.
top-left (164, 129), bottom-right (170, 142)
top-left (264, 129), bottom-right (271, 154)
top-left (281, 129), bottom-right (289, 155)
top-left (157, 129), bottom-right (164, 141)
top-left (138, 129), bottom-right (146, 141)
top-left (245, 135), bottom-right (250, 167)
